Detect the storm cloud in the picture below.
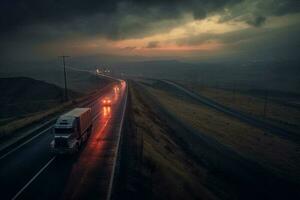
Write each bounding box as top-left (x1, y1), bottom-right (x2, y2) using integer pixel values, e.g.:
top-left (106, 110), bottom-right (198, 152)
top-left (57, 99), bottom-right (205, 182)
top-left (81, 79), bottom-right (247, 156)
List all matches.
top-left (1, 0), bottom-right (299, 40)
top-left (1, 0), bottom-right (300, 63)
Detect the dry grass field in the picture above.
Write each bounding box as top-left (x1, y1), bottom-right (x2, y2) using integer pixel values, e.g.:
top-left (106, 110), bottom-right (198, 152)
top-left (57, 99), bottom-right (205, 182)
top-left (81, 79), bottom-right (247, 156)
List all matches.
top-left (129, 85), bottom-right (219, 200)
top-left (0, 101), bottom-right (71, 138)
top-left (144, 85), bottom-right (300, 183)
top-left (179, 82), bottom-right (300, 134)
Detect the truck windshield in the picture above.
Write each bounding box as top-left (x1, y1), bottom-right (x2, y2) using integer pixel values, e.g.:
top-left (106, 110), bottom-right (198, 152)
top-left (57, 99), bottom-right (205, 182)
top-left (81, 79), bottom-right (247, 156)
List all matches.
top-left (55, 128), bottom-right (74, 134)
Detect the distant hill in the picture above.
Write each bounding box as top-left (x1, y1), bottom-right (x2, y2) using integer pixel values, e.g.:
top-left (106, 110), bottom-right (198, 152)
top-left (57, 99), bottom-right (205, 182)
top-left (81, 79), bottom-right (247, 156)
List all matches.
top-left (0, 77), bottom-right (79, 119)
top-left (113, 59), bottom-right (300, 93)
top-left (0, 58), bottom-right (113, 94)
top-left (0, 64), bottom-right (111, 94)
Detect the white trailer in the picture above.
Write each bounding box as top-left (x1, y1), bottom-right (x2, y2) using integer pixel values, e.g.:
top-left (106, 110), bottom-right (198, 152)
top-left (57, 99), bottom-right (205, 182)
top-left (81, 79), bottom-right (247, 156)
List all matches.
top-left (51, 108), bottom-right (92, 154)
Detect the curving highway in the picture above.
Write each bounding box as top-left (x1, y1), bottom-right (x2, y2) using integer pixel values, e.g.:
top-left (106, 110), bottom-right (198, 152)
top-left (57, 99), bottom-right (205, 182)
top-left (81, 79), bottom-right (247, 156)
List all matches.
top-left (0, 80), bottom-right (128, 200)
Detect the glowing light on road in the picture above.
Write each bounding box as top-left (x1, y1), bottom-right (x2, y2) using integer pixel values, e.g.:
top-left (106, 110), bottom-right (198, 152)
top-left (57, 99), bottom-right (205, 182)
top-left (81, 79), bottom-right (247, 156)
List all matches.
top-left (103, 106), bottom-right (111, 118)
top-left (62, 80), bottom-right (126, 199)
top-left (114, 86), bottom-right (120, 92)
top-left (101, 97), bottom-right (112, 106)
top-left (102, 99), bottom-right (111, 104)
top-left (113, 86), bottom-right (120, 101)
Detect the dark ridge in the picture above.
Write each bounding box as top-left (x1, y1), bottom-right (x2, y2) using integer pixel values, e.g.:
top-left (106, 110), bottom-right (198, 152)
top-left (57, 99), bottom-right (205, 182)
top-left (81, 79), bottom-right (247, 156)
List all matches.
top-left (0, 77), bottom-right (80, 118)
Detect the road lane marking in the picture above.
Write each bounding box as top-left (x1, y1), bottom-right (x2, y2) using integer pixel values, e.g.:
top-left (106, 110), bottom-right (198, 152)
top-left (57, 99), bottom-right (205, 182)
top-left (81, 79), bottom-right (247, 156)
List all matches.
top-left (9, 108), bottom-right (102, 199)
top-left (106, 83), bottom-right (128, 200)
top-left (0, 95), bottom-right (102, 161)
top-left (8, 81), bottom-right (123, 200)
top-left (92, 112), bottom-right (101, 121)
top-left (0, 78), bottom-right (112, 159)
top-left (11, 156), bottom-right (56, 200)
top-left (0, 126), bottom-right (53, 161)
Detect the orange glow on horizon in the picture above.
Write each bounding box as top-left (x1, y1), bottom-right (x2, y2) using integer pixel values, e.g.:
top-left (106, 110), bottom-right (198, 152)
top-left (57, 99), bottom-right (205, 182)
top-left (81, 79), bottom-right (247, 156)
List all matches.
top-left (37, 15), bottom-right (250, 59)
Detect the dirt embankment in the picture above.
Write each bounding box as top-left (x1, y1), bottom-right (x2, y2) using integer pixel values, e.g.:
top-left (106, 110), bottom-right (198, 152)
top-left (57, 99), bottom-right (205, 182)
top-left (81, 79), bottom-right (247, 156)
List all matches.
top-left (116, 82), bottom-right (219, 200)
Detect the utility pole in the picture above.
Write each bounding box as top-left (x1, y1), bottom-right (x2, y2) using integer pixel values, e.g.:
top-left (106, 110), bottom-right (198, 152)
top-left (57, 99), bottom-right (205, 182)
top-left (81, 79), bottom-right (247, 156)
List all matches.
top-left (59, 55), bottom-right (70, 102)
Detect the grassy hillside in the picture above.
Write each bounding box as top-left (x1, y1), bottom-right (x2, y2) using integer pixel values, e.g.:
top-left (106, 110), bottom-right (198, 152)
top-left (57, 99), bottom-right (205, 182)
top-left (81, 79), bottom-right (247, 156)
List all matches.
top-left (0, 76), bottom-right (112, 139)
top-left (116, 83), bottom-right (219, 200)
top-left (0, 61), bottom-right (110, 94)
top-left (114, 59), bottom-right (300, 93)
top-left (178, 81), bottom-right (300, 134)
top-left (142, 84), bottom-right (300, 183)
top-left (0, 77), bottom-right (79, 120)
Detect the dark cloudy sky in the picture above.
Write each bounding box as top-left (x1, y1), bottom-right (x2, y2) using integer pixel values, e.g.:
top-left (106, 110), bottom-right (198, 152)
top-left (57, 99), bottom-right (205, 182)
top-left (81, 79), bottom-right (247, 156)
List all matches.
top-left (1, 0), bottom-right (300, 62)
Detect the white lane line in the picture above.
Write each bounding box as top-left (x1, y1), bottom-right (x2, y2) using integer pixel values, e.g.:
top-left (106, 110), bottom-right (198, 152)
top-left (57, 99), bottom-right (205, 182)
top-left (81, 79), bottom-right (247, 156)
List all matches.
top-left (93, 114), bottom-right (99, 122)
top-left (0, 126), bottom-right (53, 161)
top-left (9, 104), bottom-right (101, 199)
top-left (92, 110), bottom-right (103, 122)
top-left (106, 84), bottom-right (128, 200)
top-left (11, 156), bottom-right (56, 200)
top-left (0, 94), bottom-right (102, 161)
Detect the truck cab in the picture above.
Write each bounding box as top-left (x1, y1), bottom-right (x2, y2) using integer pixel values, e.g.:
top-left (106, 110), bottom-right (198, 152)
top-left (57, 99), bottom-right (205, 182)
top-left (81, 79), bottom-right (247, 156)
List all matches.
top-left (52, 116), bottom-right (79, 153)
top-left (51, 108), bottom-right (92, 154)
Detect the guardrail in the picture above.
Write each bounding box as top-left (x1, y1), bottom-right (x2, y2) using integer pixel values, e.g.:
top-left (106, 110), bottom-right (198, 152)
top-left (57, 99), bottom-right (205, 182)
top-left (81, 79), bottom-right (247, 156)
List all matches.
top-left (106, 82), bottom-right (128, 200)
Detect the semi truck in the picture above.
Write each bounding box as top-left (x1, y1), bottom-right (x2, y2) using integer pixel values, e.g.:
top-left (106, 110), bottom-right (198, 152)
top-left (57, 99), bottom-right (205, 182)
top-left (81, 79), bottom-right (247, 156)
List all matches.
top-left (51, 108), bottom-right (92, 154)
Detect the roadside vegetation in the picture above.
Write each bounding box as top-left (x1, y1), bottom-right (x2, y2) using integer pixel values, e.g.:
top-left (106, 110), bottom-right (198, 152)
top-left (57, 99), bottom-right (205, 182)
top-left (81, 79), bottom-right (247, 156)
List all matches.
top-left (143, 84), bottom-right (300, 184)
top-left (0, 76), bottom-right (109, 139)
top-left (117, 83), bottom-right (219, 200)
top-left (179, 81), bottom-right (300, 134)
top-left (0, 77), bottom-right (78, 138)
top-left (0, 101), bottom-right (72, 138)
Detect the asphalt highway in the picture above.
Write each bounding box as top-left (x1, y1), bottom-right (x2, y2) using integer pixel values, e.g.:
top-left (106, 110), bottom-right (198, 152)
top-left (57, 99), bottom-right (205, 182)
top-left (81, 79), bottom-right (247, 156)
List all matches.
top-left (0, 81), bottom-right (127, 200)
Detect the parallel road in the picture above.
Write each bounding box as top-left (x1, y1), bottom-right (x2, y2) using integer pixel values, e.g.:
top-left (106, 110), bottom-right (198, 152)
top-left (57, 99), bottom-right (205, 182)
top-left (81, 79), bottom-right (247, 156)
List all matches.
top-left (0, 80), bottom-right (128, 200)
top-left (134, 81), bottom-right (299, 200)
top-left (161, 80), bottom-right (299, 141)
